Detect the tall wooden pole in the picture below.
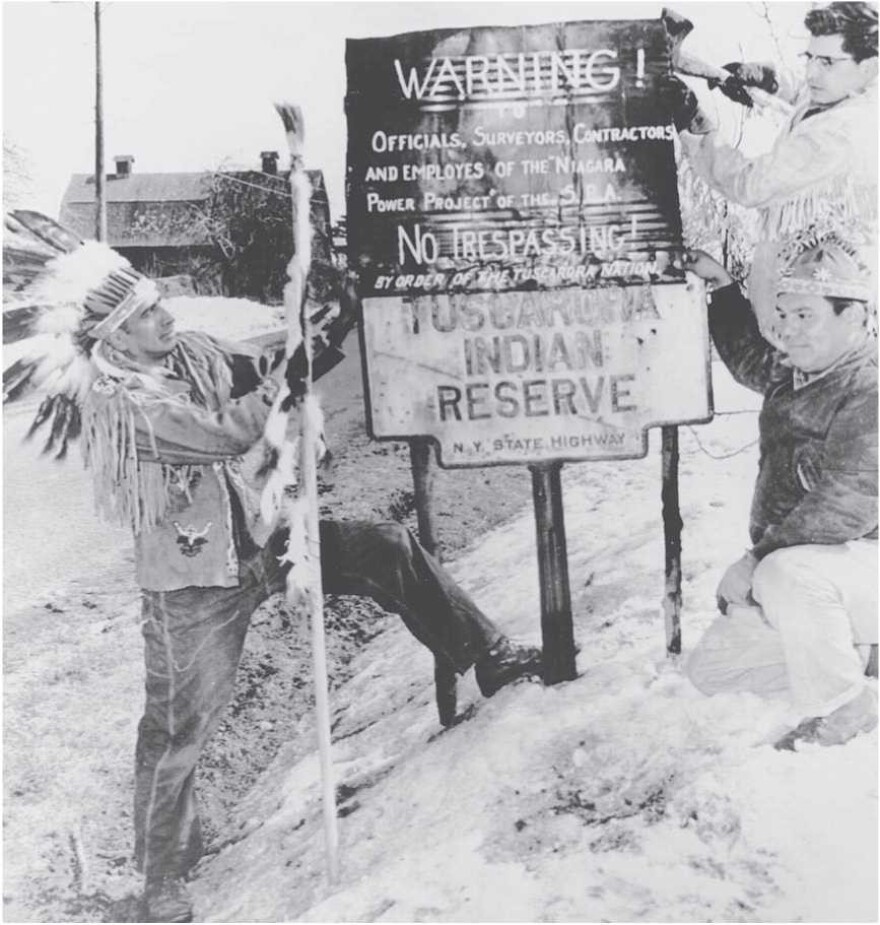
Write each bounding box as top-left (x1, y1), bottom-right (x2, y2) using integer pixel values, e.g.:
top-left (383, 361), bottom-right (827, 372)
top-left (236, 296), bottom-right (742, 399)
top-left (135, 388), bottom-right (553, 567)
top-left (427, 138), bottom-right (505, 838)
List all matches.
top-left (410, 438), bottom-right (439, 555)
top-left (94, 2), bottom-right (107, 242)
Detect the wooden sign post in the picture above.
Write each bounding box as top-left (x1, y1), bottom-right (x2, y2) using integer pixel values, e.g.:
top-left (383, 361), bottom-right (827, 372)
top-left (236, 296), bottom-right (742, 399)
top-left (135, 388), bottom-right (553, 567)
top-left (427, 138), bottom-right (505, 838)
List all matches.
top-left (409, 437), bottom-right (459, 724)
top-left (530, 462), bottom-right (577, 683)
top-left (345, 18), bottom-right (711, 694)
top-left (661, 425), bottom-right (683, 655)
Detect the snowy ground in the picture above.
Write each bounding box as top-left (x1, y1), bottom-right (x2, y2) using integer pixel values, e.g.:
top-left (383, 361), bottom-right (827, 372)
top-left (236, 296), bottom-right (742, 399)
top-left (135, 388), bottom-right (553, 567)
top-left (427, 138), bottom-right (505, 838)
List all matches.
top-left (190, 365), bottom-right (876, 922)
top-left (4, 296), bottom-right (877, 922)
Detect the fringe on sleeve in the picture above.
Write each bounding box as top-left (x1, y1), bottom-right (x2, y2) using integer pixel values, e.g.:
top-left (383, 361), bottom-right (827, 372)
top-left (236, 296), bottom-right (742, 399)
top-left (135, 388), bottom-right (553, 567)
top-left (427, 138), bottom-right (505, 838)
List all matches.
top-left (80, 383), bottom-right (174, 535)
top-left (760, 176), bottom-right (877, 243)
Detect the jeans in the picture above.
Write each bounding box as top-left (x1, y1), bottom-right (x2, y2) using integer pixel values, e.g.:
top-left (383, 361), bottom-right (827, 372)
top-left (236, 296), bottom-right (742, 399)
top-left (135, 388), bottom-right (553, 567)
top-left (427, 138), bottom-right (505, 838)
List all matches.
top-left (133, 520), bottom-right (500, 881)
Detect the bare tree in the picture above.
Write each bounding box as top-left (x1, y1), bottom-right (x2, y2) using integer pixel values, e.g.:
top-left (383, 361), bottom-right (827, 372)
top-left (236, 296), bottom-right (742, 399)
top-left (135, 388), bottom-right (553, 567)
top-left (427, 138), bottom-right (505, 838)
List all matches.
top-left (3, 138), bottom-right (33, 212)
top-left (752, 1), bottom-right (787, 65)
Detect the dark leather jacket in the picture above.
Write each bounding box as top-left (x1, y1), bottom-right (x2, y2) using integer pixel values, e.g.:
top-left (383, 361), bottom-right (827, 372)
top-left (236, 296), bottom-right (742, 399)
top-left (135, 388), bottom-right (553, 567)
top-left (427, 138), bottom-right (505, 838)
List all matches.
top-left (709, 283), bottom-right (877, 559)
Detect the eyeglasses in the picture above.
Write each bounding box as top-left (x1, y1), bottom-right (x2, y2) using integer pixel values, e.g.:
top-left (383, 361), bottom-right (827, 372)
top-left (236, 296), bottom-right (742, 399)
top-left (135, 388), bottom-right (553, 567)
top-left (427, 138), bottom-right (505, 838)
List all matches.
top-left (799, 51), bottom-right (853, 69)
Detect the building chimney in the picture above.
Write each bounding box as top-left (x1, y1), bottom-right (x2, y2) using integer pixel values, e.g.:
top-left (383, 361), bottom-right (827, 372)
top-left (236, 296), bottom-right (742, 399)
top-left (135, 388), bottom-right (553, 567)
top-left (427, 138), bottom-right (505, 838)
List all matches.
top-left (114, 155), bottom-right (135, 178)
top-left (260, 151), bottom-right (279, 175)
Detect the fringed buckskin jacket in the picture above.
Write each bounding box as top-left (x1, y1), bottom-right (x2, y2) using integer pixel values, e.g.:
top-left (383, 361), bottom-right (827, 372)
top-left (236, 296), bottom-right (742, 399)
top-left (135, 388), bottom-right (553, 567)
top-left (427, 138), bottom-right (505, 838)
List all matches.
top-left (683, 79), bottom-right (878, 339)
top-left (81, 332), bottom-right (281, 591)
top-left (709, 284), bottom-right (878, 560)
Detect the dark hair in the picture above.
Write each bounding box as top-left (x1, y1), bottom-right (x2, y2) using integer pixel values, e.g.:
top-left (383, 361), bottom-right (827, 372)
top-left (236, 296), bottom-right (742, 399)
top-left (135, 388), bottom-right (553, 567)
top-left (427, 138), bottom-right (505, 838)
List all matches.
top-left (805, 2), bottom-right (879, 61)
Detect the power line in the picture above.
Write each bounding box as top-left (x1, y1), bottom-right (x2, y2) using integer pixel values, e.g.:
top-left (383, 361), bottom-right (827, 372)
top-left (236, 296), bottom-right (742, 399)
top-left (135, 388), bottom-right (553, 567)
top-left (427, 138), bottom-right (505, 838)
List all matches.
top-left (685, 425), bottom-right (759, 460)
top-left (211, 169), bottom-right (329, 203)
top-left (213, 172), bottom-right (292, 199)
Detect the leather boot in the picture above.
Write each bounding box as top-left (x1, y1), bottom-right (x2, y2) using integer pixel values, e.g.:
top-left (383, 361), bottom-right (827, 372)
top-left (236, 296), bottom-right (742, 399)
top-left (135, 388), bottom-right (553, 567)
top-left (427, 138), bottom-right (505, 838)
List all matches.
top-left (775, 685), bottom-right (878, 750)
top-left (475, 637), bottom-right (542, 697)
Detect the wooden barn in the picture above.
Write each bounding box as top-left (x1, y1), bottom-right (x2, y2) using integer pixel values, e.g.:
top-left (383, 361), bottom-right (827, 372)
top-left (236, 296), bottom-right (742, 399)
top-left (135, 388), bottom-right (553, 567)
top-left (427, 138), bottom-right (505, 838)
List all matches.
top-left (59, 155), bottom-right (214, 281)
top-left (58, 153), bottom-right (334, 302)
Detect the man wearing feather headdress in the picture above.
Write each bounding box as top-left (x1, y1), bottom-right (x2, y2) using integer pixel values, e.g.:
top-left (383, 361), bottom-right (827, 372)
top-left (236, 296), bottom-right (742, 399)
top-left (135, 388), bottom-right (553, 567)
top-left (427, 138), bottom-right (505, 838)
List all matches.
top-left (4, 213), bottom-right (542, 922)
top-left (676, 1), bottom-right (878, 343)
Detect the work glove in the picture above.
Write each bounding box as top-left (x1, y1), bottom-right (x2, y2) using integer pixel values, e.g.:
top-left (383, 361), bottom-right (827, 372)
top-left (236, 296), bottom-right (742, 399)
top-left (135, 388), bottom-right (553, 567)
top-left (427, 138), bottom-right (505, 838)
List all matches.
top-left (658, 75), bottom-right (699, 131)
top-left (719, 62), bottom-right (779, 95)
top-left (705, 62), bottom-right (778, 108)
top-left (657, 75), bottom-right (716, 134)
top-left (283, 271), bottom-right (362, 407)
top-left (716, 551), bottom-right (758, 614)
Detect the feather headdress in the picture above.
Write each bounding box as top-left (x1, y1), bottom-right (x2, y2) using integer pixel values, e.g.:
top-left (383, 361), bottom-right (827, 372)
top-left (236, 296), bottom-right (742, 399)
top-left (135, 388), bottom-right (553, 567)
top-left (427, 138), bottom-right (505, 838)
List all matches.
top-left (3, 211), bottom-right (160, 458)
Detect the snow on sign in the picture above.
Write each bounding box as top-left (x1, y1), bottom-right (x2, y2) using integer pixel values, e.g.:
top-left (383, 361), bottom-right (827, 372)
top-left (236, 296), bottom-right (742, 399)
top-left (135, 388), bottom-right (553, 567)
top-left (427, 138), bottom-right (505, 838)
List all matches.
top-left (346, 19), bottom-right (711, 465)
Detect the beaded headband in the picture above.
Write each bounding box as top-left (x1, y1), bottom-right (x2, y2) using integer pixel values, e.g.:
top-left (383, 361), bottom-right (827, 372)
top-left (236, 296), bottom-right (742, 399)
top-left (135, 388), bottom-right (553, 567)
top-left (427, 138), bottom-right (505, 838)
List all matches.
top-left (778, 234), bottom-right (873, 303)
top-left (87, 271), bottom-right (161, 339)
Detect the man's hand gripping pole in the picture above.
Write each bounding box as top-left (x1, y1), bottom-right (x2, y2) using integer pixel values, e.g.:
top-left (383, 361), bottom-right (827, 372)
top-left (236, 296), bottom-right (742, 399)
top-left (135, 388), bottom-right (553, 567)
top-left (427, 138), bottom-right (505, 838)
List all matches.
top-left (275, 101), bottom-right (340, 883)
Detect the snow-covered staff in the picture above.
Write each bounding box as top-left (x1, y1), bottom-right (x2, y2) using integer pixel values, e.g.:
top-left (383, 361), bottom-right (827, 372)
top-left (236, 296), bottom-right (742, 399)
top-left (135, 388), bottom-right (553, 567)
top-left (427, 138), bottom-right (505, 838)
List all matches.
top-left (265, 101), bottom-right (340, 881)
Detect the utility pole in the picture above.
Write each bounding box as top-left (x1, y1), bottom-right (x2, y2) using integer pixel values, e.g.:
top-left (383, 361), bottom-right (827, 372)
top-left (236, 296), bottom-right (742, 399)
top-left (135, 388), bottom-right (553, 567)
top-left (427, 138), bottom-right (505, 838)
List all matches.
top-left (94, 1), bottom-right (107, 242)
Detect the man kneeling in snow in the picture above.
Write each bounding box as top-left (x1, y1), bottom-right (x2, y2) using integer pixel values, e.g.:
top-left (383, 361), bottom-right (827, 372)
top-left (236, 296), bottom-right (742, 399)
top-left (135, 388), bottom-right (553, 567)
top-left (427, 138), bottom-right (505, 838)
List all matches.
top-left (683, 236), bottom-right (877, 750)
top-left (6, 222), bottom-right (541, 923)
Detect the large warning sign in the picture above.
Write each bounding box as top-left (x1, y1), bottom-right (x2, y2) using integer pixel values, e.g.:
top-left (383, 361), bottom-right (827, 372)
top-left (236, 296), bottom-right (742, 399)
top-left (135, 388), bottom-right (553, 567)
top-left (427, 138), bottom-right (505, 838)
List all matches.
top-left (346, 19), bottom-right (711, 466)
top-left (345, 18), bottom-right (684, 296)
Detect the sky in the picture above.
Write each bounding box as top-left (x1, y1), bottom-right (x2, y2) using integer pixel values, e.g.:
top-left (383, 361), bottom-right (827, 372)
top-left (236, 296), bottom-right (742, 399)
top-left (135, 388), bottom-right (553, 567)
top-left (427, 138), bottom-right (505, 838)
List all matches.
top-left (2, 1), bottom-right (810, 220)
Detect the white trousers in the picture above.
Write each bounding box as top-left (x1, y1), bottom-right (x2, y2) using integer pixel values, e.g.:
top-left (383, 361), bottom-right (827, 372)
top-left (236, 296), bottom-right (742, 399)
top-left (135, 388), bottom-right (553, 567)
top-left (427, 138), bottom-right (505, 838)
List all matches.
top-left (687, 541), bottom-right (878, 720)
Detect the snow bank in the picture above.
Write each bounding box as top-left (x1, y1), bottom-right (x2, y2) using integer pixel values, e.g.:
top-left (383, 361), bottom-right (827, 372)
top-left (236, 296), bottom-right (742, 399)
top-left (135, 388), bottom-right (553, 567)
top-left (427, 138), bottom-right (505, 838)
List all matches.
top-left (191, 364), bottom-right (877, 923)
top-left (164, 295), bottom-right (283, 341)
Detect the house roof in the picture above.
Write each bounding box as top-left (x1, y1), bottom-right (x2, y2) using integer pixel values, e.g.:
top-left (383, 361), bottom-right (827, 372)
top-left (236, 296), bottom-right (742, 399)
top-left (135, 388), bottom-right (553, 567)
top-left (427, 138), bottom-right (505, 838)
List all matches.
top-left (60, 172), bottom-right (211, 247)
top-left (63, 173), bottom-right (211, 204)
top-left (58, 169), bottom-right (328, 249)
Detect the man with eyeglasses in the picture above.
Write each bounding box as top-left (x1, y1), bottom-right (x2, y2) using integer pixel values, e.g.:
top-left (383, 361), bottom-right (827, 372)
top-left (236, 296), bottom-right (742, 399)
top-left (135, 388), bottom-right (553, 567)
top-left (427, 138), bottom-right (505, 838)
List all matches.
top-left (675, 1), bottom-right (877, 343)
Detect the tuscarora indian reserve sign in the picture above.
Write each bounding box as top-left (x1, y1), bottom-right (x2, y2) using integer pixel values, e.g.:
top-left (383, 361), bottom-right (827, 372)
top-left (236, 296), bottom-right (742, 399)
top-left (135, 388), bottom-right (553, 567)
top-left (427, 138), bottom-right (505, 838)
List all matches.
top-left (345, 18), bottom-right (712, 466)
